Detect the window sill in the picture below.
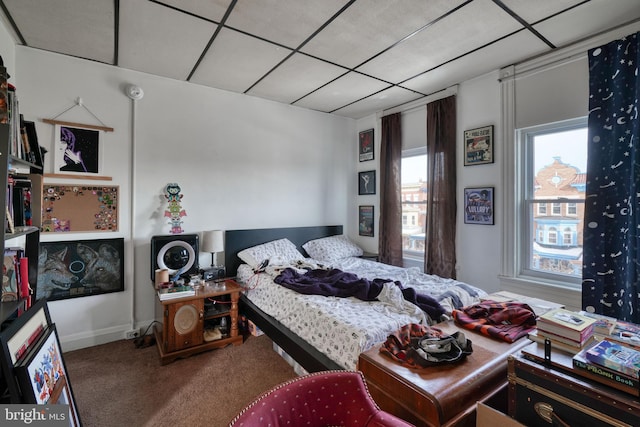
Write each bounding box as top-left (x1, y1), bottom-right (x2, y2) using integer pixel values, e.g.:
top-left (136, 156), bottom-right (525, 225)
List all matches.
top-left (498, 275), bottom-right (581, 311)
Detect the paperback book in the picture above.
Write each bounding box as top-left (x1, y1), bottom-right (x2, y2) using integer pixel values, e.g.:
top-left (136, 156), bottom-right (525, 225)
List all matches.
top-left (157, 285), bottom-right (195, 301)
top-left (579, 311), bottom-right (617, 335)
top-left (585, 339), bottom-right (640, 379)
top-left (573, 348), bottom-right (639, 396)
top-left (528, 329), bottom-right (594, 354)
top-left (537, 308), bottom-right (596, 343)
top-left (600, 319), bottom-right (640, 350)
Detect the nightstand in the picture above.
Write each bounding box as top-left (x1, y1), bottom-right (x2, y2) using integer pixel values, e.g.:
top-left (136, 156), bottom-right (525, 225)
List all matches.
top-left (154, 279), bottom-right (243, 365)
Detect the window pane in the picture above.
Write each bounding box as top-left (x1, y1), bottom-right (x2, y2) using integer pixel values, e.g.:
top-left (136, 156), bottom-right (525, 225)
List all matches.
top-left (525, 126), bottom-right (587, 280)
top-left (401, 154), bottom-right (427, 258)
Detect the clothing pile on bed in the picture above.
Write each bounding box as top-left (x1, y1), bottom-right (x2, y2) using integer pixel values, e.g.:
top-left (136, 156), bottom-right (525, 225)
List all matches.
top-left (235, 234), bottom-right (488, 370)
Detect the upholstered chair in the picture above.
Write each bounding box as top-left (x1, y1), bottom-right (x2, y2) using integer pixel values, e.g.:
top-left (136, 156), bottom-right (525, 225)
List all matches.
top-left (228, 370), bottom-right (414, 426)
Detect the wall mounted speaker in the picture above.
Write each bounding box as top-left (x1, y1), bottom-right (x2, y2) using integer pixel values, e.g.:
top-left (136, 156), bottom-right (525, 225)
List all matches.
top-left (150, 234), bottom-right (199, 281)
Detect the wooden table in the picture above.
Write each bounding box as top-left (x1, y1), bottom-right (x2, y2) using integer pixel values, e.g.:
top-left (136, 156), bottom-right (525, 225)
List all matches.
top-left (358, 320), bottom-right (530, 427)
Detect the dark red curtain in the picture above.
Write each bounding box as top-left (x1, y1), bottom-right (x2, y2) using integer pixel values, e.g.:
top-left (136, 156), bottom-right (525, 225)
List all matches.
top-left (425, 96), bottom-right (457, 278)
top-left (378, 113), bottom-right (403, 266)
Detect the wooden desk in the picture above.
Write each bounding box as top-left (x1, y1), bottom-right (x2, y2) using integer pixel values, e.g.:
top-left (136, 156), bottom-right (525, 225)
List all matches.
top-left (358, 320), bottom-right (529, 427)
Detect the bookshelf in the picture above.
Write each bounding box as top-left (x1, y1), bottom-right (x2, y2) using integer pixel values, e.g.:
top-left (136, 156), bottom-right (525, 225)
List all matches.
top-left (0, 66), bottom-right (44, 327)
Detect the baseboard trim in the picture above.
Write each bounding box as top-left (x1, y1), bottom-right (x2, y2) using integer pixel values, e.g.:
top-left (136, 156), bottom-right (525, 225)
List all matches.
top-left (59, 319), bottom-right (156, 352)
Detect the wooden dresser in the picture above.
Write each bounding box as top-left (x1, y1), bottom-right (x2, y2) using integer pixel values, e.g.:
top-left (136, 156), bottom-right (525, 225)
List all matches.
top-left (358, 320), bottom-right (529, 427)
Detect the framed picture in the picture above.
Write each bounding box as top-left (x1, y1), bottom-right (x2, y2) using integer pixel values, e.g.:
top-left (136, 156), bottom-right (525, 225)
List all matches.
top-left (464, 125), bottom-right (494, 166)
top-left (54, 124), bottom-right (103, 175)
top-left (358, 170), bottom-right (376, 195)
top-left (359, 205), bottom-right (374, 237)
top-left (36, 238), bottom-right (125, 301)
top-left (464, 187), bottom-right (494, 225)
top-left (15, 324), bottom-right (81, 426)
top-left (359, 129), bottom-right (374, 162)
top-left (0, 298), bottom-right (52, 402)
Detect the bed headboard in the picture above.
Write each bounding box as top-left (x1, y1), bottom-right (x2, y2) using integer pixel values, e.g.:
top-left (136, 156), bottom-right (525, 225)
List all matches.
top-left (224, 225), bottom-right (343, 277)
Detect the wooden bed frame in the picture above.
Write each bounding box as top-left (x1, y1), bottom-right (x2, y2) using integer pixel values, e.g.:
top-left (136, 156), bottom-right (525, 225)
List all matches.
top-left (224, 225), bottom-right (344, 372)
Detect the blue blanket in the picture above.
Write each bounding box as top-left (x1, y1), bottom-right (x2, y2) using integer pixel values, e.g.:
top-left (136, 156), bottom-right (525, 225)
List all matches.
top-left (274, 268), bottom-right (445, 321)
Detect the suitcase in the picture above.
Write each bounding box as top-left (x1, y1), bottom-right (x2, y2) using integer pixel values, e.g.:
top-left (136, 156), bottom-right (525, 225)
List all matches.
top-left (508, 345), bottom-right (640, 426)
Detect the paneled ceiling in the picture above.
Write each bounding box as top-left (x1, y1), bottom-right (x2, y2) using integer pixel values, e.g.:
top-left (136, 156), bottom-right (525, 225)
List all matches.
top-left (1, 0), bottom-right (639, 119)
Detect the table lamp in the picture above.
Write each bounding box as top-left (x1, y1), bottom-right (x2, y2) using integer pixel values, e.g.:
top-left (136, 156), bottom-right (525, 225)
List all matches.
top-left (202, 230), bottom-right (224, 267)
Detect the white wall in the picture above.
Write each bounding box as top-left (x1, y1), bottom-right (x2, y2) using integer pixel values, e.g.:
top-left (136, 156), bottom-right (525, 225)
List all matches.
top-left (457, 72), bottom-right (502, 292)
top-left (0, 18), bottom-right (16, 83)
top-left (12, 46), bottom-right (355, 350)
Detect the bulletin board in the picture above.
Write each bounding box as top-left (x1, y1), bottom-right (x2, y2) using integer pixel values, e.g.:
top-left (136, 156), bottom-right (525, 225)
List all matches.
top-left (41, 185), bottom-right (118, 233)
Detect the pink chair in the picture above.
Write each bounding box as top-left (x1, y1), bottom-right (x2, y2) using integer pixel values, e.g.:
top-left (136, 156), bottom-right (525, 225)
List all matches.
top-left (229, 370), bottom-right (414, 426)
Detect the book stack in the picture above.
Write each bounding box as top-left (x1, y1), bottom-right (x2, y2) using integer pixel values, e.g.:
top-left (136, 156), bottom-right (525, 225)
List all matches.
top-left (2, 247), bottom-right (30, 303)
top-left (579, 311), bottom-right (617, 336)
top-left (572, 339), bottom-right (640, 396)
top-left (157, 285), bottom-right (195, 301)
top-left (532, 308), bottom-right (597, 353)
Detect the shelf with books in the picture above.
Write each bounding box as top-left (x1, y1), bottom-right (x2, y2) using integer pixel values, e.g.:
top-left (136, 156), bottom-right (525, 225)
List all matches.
top-left (1, 65), bottom-right (43, 328)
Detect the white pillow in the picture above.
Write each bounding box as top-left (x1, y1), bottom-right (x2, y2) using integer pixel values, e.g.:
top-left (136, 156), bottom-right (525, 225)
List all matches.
top-left (302, 235), bottom-right (363, 262)
top-left (237, 238), bottom-right (304, 269)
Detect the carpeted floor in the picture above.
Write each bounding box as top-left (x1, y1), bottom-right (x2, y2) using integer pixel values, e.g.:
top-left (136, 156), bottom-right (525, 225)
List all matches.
top-left (63, 334), bottom-right (297, 427)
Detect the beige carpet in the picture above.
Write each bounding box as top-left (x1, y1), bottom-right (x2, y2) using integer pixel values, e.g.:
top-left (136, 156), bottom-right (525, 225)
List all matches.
top-left (64, 334), bottom-right (297, 427)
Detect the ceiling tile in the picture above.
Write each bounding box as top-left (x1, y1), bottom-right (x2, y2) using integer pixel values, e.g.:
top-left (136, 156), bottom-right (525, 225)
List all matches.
top-left (119, 1), bottom-right (217, 80)
top-left (293, 72), bottom-right (390, 113)
top-left (402, 31), bottom-right (549, 95)
top-left (190, 28), bottom-right (292, 93)
top-left (301, 0), bottom-right (467, 69)
top-left (159, 0), bottom-right (232, 22)
top-left (247, 53), bottom-right (348, 104)
top-left (332, 86), bottom-right (425, 119)
top-left (357, 0), bottom-right (522, 83)
top-left (3, 0), bottom-right (114, 64)
top-left (226, 0), bottom-right (349, 48)
top-left (533, 0), bottom-right (640, 48)
top-left (500, 0), bottom-right (585, 23)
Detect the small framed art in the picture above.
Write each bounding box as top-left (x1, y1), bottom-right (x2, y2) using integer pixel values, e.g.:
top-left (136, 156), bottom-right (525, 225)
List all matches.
top-left (359, 129), bottom-right (374, 162)
top-left (54, 124), bottom-right (103, 174)
top-left (359, 205), bottom-right (374, 237)
top-left (464, 125), bottom-right (493, 166)
top-left (358, 170), bottom-right (376, 195)
top-left (464, 187), bottom-right (494, 225)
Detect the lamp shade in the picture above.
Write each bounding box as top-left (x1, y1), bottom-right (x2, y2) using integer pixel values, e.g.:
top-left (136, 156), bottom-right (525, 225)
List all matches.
top-left (202, 230), bottom-right (224, 253)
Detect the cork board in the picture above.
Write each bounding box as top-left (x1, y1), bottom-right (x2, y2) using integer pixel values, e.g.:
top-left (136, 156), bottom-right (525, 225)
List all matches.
top-left (41, 185), bottom-right (118, 233)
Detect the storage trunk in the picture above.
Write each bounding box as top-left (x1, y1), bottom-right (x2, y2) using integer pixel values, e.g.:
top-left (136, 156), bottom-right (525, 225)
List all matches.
top-left (508, 352), bottom-right (640, 426)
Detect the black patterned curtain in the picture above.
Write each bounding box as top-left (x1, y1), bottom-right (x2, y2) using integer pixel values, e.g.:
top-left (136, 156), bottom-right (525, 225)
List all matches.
top-left (582, 32), bottom-right (640, 322)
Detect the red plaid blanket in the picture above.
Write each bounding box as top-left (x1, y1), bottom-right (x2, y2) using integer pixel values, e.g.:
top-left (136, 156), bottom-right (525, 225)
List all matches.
top-left (452, 300), bottom-right (536, 343)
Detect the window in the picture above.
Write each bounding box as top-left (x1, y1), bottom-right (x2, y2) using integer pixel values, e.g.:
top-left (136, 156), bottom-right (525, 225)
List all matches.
top-left (401, 148), bottom-right (427, 261)
top-left (518, 118), bottom-right (587, 286)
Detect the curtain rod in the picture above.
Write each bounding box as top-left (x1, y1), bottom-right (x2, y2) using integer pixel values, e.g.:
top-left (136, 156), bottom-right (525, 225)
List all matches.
top-left (378, 85), bottom-right (458, 118)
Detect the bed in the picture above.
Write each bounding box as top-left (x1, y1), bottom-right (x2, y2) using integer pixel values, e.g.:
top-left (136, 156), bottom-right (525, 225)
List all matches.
top-left (225, 225), bottom-right (487, 373)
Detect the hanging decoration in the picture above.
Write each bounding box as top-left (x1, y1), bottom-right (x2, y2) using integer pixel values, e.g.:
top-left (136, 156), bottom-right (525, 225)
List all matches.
top-left (164, 183), bottom-right (186, 234)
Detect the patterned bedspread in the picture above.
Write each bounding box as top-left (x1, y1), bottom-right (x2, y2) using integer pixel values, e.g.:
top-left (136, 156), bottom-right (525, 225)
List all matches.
top-left (236, 257), bottom-right (486, 370)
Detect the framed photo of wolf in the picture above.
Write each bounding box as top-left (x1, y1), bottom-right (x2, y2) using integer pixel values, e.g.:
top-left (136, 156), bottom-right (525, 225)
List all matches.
top-left (36, 238), bottom-right (124, 301)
